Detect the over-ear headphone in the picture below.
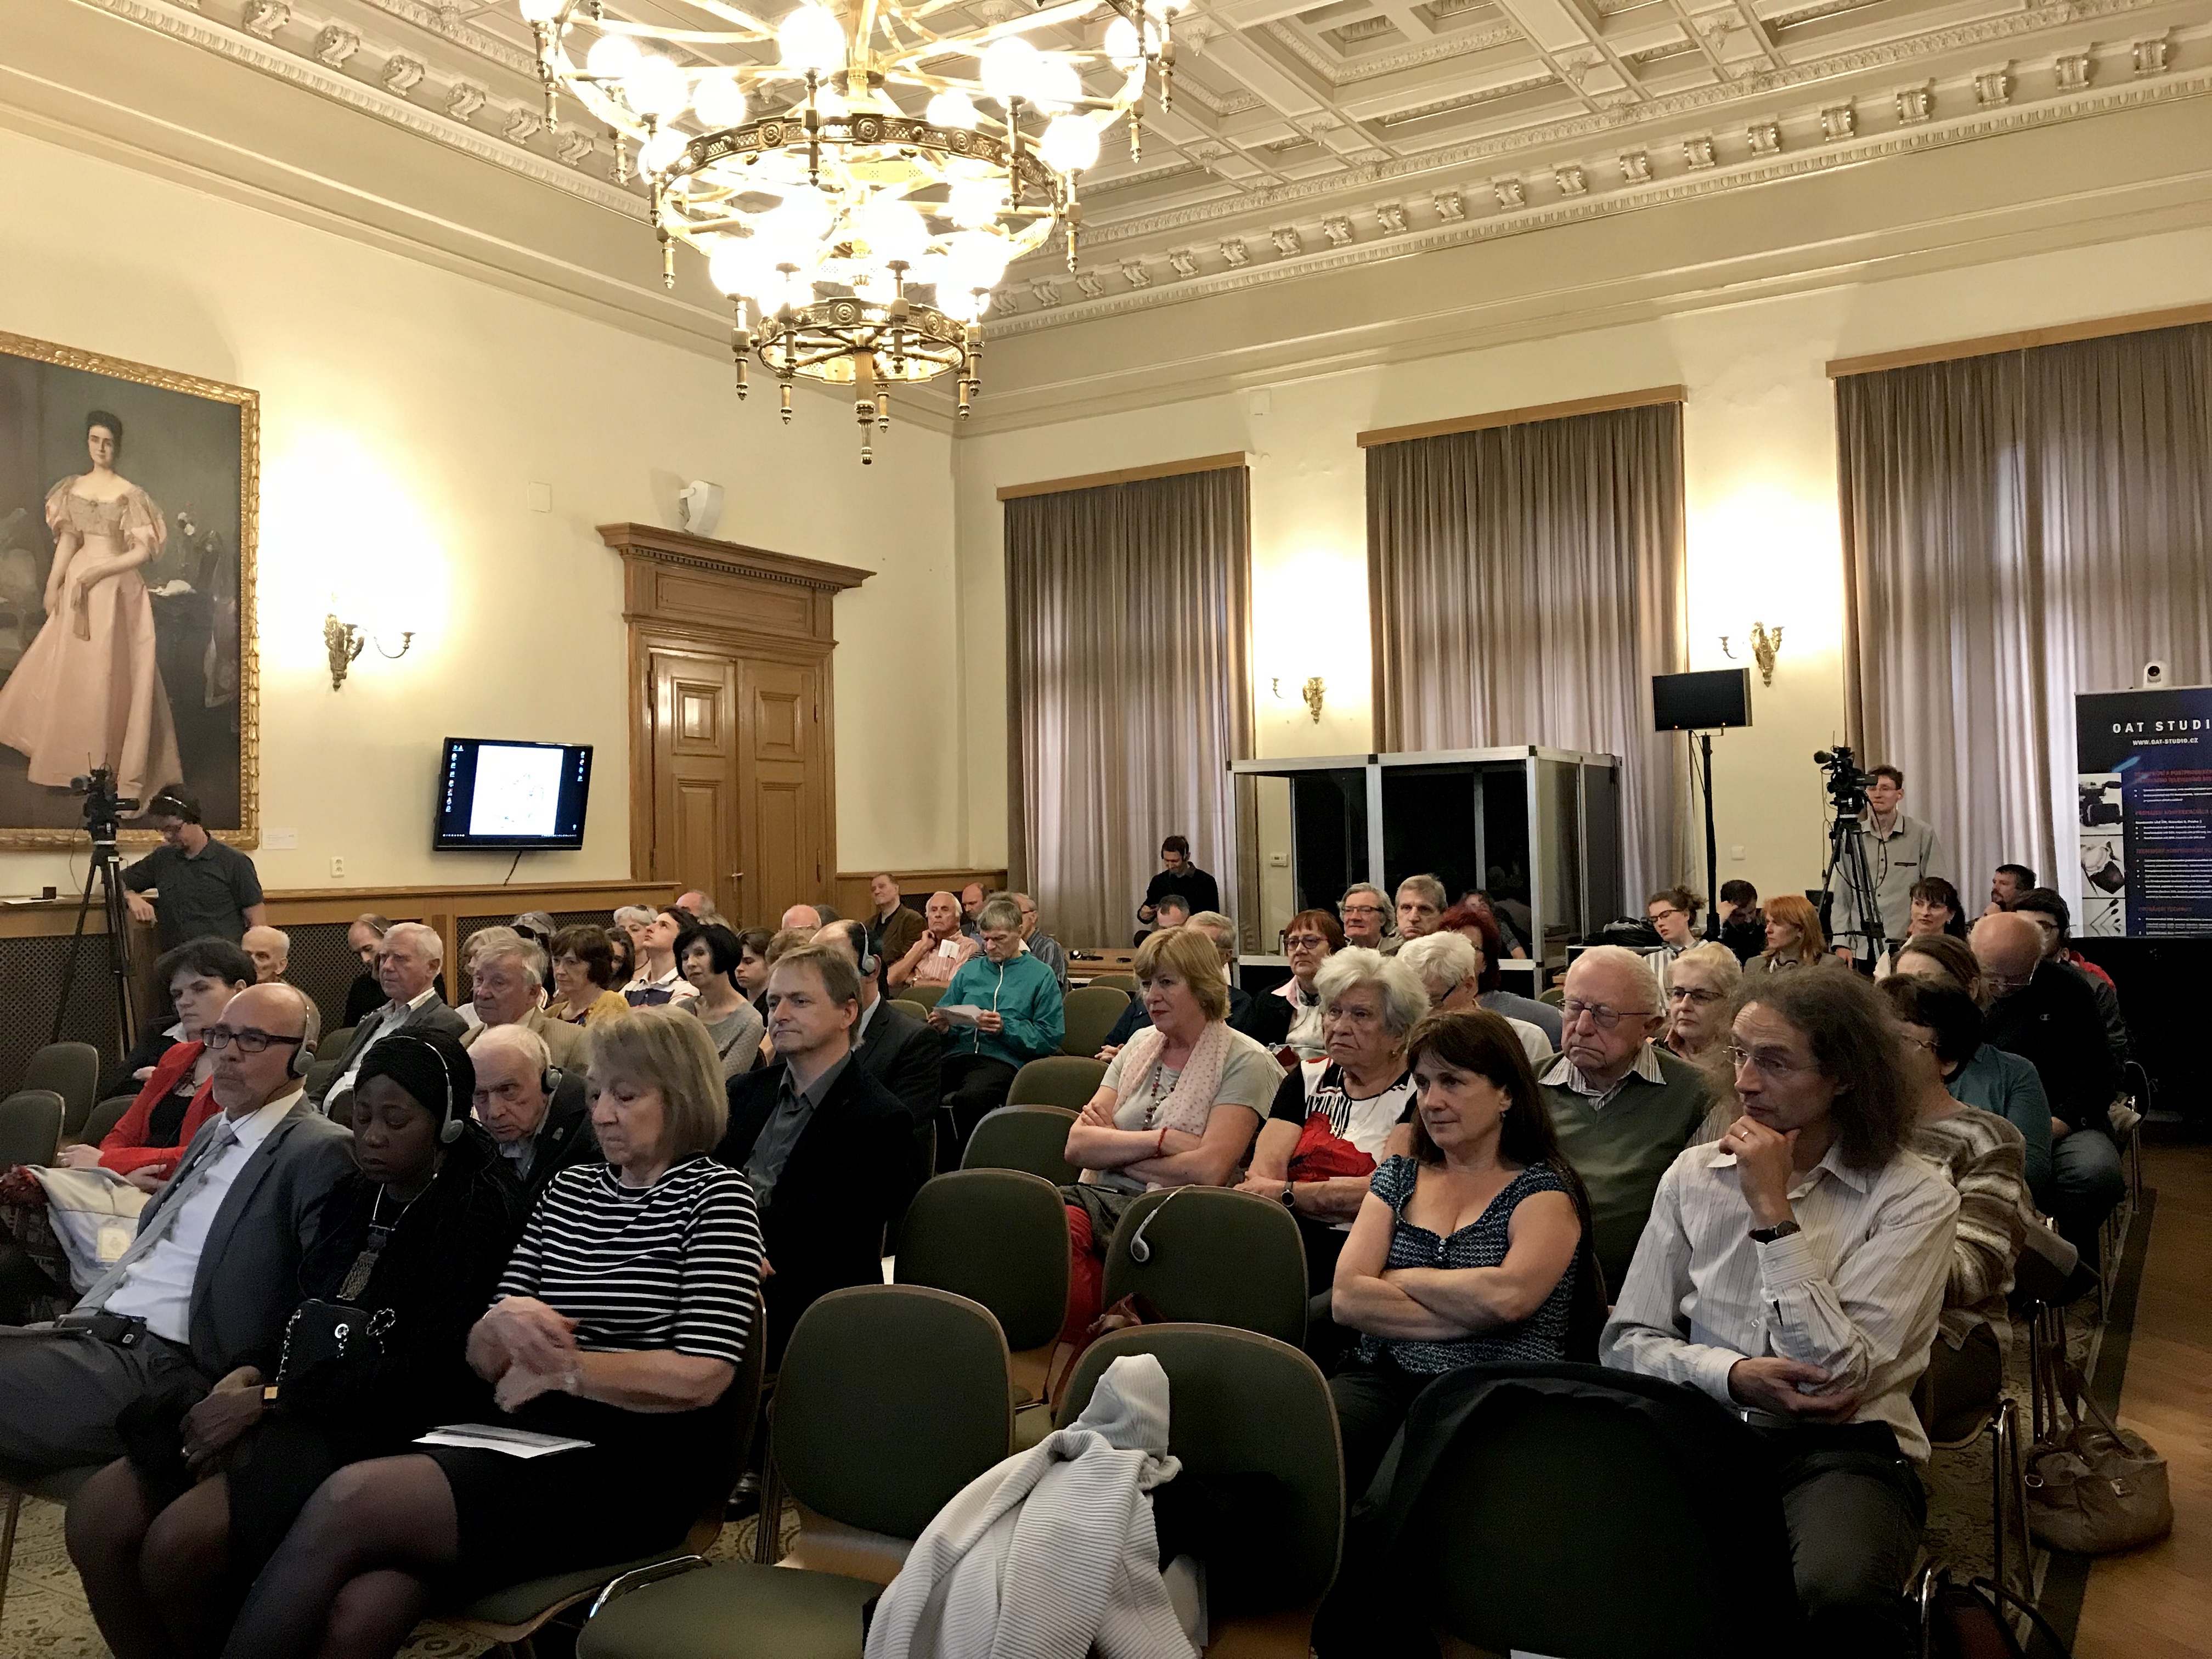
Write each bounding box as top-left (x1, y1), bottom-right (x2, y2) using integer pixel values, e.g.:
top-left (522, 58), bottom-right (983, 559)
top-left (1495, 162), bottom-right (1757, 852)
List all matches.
top-left (1126, 1186), bottom-right (1189, 1265)
top-left (290, 1037), bottom-right (315, 1079)
top-left (381, 1034), bottom-right (466, 1144)
top-left (543, 1063), bottom-right (564, 1101)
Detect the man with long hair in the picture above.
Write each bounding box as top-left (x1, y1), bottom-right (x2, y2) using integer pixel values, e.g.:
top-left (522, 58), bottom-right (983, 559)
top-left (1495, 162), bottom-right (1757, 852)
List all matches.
top-left (1602, 969), bottom-right (1957, 1659)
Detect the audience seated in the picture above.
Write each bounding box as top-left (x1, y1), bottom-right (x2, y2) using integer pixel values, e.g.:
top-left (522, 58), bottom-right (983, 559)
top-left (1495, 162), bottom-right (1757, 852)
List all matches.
top-left (673, 890), bottom-right (721, 924)
top-left (1136, 834), bottom-right (1219, 936)
top-left (1871, 876), bottom-right (1967, 979)
top-left (1385, 874), bottom-right (1447, 956)
top-left (241, 924), bottom-right (290, 984)
top-left (470, 1022), bottom-right (600, 1206)
top-left (781, 903), bottom-right (825, 931)
top-left (1338, 882), bottom-right (1391, 951)
top-left (1643, 885), bottom-right (1700, 984)
top-left (1270, 908), bottom-right (1344, 1062)
top-left (679, 922), bottom-right (767, 1077)
top-left (1095, 911), bottom-right (1261, 1057)
top-left (0, 984), bottom-right (354, 1474)
top-left (718, 946), bottom-right (911, 1361)
top-left (1753, 891), bottom-right (1829, 972)
top-left (341, 913), bottom-right (394, 1028)
top-left (2006, 887), bottom-right (2130, 1069)
top-left (1879, 977), bottom-right (2029, 1435)
top-left (312, 923), bottom-right (467, 1121)
top-left (1010, 890), bottom-right (1069, 992)
top-left (1059, 927), bottom-right (1280, 1339)
top-left (1603, 968), bottom-right (1957, 1659)
top-left (893, 890), bottom-right (979, 990)
top-left (211, 1007), bottom-right (761, 1659)
top-left (1717, 879), bottom-right (1765, 963)
top-left (1973, 911), bottom-right (2123, 1272)
top-left (815, 919), bottom-right (943, 1128)
top-left (545, 924), bottom-right (631, 1028)
top-left (611, 904), bottom-right (657, 957)
top-left (1236, 949), bottom-right (1424, 1291)
top-left (1463, 887), bottom-right (1532, 960)
top-left (459, 933), bottom-right (585, 1069)
top-left (930, 895), bottom-right (1068, 1158)
top-left (1661, 940), bottom-right (1740, 1068)
top-left (1985, 861), bottom-right (2035, 916)
top-left (623, 906), bottom-right (702, 1009)
top-left (66, 1031), bottom-right (521, 1659)
top-left (733, 927), bottom-right (775, 1011)
top-left (97, 936), bottom-right (254, 1103)
top-left (957, 884), bottom-right (986, 939)
top-left (864, 872), bottom-right (925, 968)
top-left (604, 925), bottom-right (636, 991)
top-left (1891, 935), bottom-right (2055, 1207)
top-left (1330, 1009), bottom-right (1590, 1504)
top-left (1397, 931), bottom-right (1553, 1068)
top-left (1436, 899), bottom-right (1561, 1043)
top-left (1540, 946), bottom-right (1714, 1295)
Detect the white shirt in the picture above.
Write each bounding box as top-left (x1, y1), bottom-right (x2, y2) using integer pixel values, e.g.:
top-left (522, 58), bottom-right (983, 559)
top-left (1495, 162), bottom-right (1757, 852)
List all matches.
top-left (103, 1090), bottom-right (303, 1343)
top-left (1600, 1137), bottom-right (1958, 1460)
top-left (336, 985), bottom-right (440, 1096)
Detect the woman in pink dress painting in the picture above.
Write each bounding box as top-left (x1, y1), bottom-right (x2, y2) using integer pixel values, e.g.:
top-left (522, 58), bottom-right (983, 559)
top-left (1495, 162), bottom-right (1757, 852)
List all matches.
top-left (0, 409), bottom-right (183, 805)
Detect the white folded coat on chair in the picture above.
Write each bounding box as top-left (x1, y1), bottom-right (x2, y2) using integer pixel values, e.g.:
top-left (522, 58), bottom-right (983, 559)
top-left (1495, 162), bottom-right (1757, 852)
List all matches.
top-left (29, 1165), bottom-right (151, 1291)
top-left (863, 1352), bottom-right (1199, 1659)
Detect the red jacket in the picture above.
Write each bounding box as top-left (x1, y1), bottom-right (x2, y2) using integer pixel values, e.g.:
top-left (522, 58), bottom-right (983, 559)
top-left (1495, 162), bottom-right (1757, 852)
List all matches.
top-left (100, 1041), bottom-right (221, 1177)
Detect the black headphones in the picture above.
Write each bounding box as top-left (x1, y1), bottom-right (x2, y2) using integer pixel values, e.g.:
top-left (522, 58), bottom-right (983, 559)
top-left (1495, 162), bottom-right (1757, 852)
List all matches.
top-left (289, 1035), bottom-right (316, 1079)
top-left (543, 1063), bottom-right (565, 1101)
top-left (378, 1034), bottom-right (466, 1144)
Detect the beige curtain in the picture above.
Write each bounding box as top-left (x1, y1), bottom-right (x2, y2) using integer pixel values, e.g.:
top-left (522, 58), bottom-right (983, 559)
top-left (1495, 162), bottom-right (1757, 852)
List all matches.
top-left (1006, 466), bottom-right (1252, 947)
top-left (1839, 322), bottom-right (2212, 896)
top-left (1368, 402), bottom-right (1688, 901)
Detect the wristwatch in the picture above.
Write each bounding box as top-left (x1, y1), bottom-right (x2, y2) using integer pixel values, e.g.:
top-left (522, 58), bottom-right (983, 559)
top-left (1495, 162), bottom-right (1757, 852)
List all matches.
top-left (1747, 1218), bottom-right (1802, 1245)
top-left (1279, 1183), bottom-right (1297, 1211)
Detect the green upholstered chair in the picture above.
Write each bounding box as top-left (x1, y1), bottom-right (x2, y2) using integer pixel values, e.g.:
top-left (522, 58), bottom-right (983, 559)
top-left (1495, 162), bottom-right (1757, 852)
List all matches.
top-left (1088, 972), bottom-right (1139, 995)
top-left (962, 1103), bottom-right (1082, 1187)
top-left (79, 1095), bottom-right (138, 1149)
top-left (1059, 984), bottom-right (1129, 1058)
top-left (891, 983), bottom-right (944, 1012)
top-left (1102, 1187), bottom-right (1308, 1347)
top-left (1006, 1056), bottom-right (1105, 1111)
top-left (0, 1092), bottom-right (64, 1170)
top-left (895, 1168), bottom-right (1069, 1408)
top-left (22, 1044), bottom-right (99, 1139)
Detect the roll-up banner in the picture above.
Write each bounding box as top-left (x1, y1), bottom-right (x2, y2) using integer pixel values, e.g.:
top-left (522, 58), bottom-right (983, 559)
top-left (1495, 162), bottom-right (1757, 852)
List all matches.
top-left (2075, 684), bottom-right (2212, 938)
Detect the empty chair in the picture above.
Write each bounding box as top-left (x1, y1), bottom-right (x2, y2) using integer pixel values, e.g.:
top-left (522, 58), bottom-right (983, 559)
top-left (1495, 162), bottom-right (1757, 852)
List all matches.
top-left (963, 1104), bottom-right (1081, 1186)
top-left (78, 1095), bottom-right (138, 1150)
top-left (577, 1284), bottom-right (1013, 1659)
top-left (22, 1043), bottom-right (99, 1138)
top-left (893, 983), bottom-right (945, 1012)
top-left (0, 1462), bottom-right (99, 1629)
top-left (896, 1169), bottom-right (1069, 1402)
top-left (1103, 1187), bottom-right (1308, 1347)
top-left (0, 1092), bottom-right (65, 1170)
top-left (1006, 1055), bottom-right (1104, 1110)
top-left (1089, 972), bottom-right (1139, 995)
top-left (1056, 1324), bottom-right (1343, 1656)
top-left (1538, 985), bottom-right (1566, 1007)
top-left (1059, 983), bottom-right (1130, 1058)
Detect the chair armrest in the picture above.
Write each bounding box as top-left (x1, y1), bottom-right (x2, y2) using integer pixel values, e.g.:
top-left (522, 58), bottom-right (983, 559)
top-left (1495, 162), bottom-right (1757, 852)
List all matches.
top-left (585, 1555), bottom-right (709, 1621)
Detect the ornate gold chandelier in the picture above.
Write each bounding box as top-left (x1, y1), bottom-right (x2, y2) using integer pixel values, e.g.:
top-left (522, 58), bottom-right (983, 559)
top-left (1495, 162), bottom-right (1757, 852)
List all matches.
top-left (519, 1), bottom-right (1188, 461)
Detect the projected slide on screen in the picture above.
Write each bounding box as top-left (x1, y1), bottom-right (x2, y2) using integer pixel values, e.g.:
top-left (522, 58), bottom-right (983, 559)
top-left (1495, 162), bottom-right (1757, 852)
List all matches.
top-left (470, 744), bottom-right (563, 838)
top-left (433, 738), bottom-right (594, 851)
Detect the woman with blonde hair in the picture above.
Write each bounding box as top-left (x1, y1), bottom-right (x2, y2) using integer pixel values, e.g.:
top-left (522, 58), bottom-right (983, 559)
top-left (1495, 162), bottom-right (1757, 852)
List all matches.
top-left (1754, 893), bottom-right (1828, 973)
top-left (1662, 941), bottom-right (1741, 1062)
top-left (215, 1007), bottom-right (762, 1659)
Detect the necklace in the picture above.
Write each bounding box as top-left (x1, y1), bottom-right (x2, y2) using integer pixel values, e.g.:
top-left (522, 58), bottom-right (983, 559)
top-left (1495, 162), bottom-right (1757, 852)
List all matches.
top-left (336, 1185), bottom-right (419, 1302)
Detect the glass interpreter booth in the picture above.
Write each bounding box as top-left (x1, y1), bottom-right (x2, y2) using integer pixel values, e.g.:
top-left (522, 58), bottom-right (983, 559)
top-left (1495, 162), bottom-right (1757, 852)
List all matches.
top-left (1231, 747), bottom-right (1624, 984)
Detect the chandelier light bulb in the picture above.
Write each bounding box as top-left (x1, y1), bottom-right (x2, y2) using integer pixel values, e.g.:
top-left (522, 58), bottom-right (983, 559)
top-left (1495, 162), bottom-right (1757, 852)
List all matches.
top-left (859, 199), bottom-right (930, 266)
top-left (1032, 57), bottom-right (1082, 113)
top-left (946, 177), bottom-right (1007, 228)
top-left (707, 236), bottom-right (757, 296)
top-left (518, 0), bottom-right (565, 22)
top-left (943, 229), bottom-right (1011, 293)
top-left (1103, 16), bottom-right (1141, 66)
top-left (926, 89), bottom-right (980, 130)
top-left (625, 53), bottom-right (691, 119)
top-left (777, 5), bottom-right (847, 75)
top-left (980, 36), bottom-right (1043, 104)
top-left (692, 75), bottom-right (749, 128)
top-left (583, 31), bottom-right (642, 81)
top-left (639, 125), bottom-right (688, 172)
top-left (1040, 112), bottom-right (1101, 172)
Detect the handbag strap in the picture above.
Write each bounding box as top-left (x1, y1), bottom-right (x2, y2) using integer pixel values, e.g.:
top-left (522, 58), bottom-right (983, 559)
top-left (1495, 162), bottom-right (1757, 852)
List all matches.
top-left (1968, 1577), bottom-right (2076, 1657)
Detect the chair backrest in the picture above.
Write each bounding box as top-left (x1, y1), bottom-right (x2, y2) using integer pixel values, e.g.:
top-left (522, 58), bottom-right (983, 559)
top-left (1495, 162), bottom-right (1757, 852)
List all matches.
top-left (24, 1042), bottom-right (100, 1137)
top-left (0, 1090), bottom-right (67, 1169)
top-left (1006, 1056), bottom-right (1104, 1110)
top-left (81, 1094), bottom-right (138, 1147)
top-left (1538, 985), bottom-right (1566, 1007)
top-left (1102, 1187), bottom-right (1308, 1346)
top-left (317, 1028), bottom-right (356, 1068)
top-left (684, 1290), bottom-right (772, 1550)
top-left (893, 983), bottom-right (945, 1012)
top-left (773, 1284), bottom-right (1012, 1542)
top-left (1059, 984), bottom-right (1130, 1058)
top-left (1057, 1324), bottom-right (1342, 1618)
top-left (895, 1170), bottom-right (1070, 1350)
top-left (962, 1104), bottom-right (1081, 1186)
top-left (1393, 1367), bottom-right (1795, 1658)
top-left (1088, 972), bottom-right (1139, 995)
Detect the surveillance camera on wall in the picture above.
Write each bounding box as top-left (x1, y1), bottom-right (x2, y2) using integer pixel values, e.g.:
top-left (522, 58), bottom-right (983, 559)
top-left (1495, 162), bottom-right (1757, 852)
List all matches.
top-left (2142, 659), bottom-right (2170, 690)
top-left (677, 481), bottom-right (724, 539)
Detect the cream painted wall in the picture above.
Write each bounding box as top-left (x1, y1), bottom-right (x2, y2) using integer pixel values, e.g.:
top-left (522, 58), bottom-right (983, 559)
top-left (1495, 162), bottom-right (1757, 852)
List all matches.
top-left (0, 124), bottom-right (959, 901)
top-left (955, 225), bottom-right (2212, 912)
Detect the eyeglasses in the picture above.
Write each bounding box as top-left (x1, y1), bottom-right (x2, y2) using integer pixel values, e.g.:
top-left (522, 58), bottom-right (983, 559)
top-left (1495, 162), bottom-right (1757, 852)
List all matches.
top-left (1664, 985), bottom-right (1723, 1005)
top-left (1648, 907), bottom-right (1685, 922)
top-left (1284, 933), bottom-right (1331, 951)
top-left (202, 1025), bottom-right (306, 1056)
top-left (1561, 998), bottom-right (1656, 1029)
top-left (1900, 1035), bottom-right (1939, 1054)
top-left (1341, 904), bottom-right (1385, 917)
top-left (1725, 1045), bottom-right (1821, 1077)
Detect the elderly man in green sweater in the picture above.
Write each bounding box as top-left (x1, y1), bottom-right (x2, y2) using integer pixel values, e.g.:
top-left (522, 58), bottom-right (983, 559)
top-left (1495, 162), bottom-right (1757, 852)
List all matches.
top-left (1542, 944), bottom-right (1717, 1295)
top-left (930, 893), bottom-right (1067, 1163)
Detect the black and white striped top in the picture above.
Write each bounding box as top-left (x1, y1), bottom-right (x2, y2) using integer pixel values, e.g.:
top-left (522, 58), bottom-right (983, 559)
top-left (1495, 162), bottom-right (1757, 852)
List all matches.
top-left (495, 1155), bottom-right (762, 1367)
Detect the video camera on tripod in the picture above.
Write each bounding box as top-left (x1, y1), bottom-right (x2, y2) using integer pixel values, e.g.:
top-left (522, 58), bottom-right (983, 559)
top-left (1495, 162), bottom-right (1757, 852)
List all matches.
top-left (53, 766), bottom-right (145, 1052)
top-left (70, 766), bottom-right (140, 845)
top-left (1814, 745), bottom-right (1871, 817)
top-left (1814, 744), bottom-right (1887, 969)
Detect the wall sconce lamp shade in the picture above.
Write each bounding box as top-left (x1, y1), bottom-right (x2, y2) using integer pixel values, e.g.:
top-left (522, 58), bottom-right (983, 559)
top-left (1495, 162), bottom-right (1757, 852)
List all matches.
top-left (1720, 622), bottom-right (1784, 687)
top-left (324, 612), bottom-right (414, 690)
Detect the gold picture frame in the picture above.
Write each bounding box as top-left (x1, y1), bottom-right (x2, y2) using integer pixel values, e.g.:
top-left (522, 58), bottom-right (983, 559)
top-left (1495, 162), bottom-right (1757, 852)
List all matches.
top-left (0, 330), bottom-right (258, 850)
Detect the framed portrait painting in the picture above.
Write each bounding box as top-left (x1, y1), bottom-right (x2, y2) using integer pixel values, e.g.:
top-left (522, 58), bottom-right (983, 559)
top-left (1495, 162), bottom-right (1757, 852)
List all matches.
top-left (0, 331), bottom-right (258, 849)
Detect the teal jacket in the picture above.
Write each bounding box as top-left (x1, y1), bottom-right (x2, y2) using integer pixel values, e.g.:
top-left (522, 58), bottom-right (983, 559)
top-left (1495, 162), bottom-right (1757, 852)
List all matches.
top-left (939, 950), bottom-right (1065, 1070)
top-left (1948, 1043), bottom-right (2055, 1207)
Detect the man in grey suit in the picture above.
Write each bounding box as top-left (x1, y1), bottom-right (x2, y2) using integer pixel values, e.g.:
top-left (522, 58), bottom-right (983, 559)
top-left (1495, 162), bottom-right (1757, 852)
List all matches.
top-left (310, 920), bottom-right (467, 1120)
top-left (0, 983), bottom-right (354, 1472)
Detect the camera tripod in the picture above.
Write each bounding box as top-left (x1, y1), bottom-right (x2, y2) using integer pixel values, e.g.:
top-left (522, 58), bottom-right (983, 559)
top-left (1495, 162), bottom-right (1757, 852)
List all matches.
top-left (51, 823), bottom-right (139, 1056)
top-left (1821, 809), bottom-right (1890, 972)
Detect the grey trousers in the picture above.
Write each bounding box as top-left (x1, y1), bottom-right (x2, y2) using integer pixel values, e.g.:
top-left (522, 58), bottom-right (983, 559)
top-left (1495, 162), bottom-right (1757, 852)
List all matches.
top-left (0, 1327), bottom-right (205, 1471)
top-left (1762, 1423), bottom-right (1927, 1659)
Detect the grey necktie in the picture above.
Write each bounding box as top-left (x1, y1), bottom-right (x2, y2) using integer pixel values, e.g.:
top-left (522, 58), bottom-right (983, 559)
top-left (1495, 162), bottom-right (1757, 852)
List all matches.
top-left (75, 1117), bottom-right (241, 1313)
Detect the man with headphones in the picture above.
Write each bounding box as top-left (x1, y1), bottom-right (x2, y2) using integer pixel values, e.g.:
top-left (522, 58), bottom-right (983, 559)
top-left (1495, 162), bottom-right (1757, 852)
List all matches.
top-left (813, 919), bottom-right (943, 1129)
top-left (0, 982), bottom-right (353, 1472)
top-left (120, 789), bottom-right (268, 952)
top-left (469, 1022), bottom-right (600, 1209)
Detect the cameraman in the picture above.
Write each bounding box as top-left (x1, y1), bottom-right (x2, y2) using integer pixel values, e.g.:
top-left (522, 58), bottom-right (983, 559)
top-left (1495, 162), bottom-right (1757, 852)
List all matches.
top-left (1827, 764), bottom-right (1946, 968)
top-left (120, 790), bottom-right (267, 951)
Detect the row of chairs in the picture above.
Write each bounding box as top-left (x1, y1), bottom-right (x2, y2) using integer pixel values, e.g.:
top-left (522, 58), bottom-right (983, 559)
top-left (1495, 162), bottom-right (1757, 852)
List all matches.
top-left (889, 982), bottom-right (1132, 1060)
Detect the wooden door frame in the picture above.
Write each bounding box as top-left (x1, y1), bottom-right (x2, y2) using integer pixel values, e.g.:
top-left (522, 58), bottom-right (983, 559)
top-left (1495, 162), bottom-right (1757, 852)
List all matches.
top-left (601, 523), bottom-right (868, 899)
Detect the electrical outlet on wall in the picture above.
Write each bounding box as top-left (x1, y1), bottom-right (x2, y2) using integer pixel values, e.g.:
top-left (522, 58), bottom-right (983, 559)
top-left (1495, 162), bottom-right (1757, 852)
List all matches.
top-left (329, 856), bottom-right (346, 878)
top-left (1268, 852), bottom-right (1288, 867)
top-left (1730, 844), bottom-right (1746, 861)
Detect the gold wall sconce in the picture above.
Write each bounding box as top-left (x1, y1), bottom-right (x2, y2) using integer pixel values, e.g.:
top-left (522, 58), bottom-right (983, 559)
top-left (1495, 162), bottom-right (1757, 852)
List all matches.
top-left (324, 612), bottom-right (414, 690)
top-left (1271, 675), bottom-right (1328, 723)
top-left (1720, 622), bottom-right (1784, 687)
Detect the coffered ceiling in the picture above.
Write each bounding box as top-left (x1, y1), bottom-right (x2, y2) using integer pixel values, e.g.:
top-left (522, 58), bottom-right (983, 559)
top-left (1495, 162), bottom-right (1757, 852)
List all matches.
top-left (30, 0), bottom-right (2212, 345)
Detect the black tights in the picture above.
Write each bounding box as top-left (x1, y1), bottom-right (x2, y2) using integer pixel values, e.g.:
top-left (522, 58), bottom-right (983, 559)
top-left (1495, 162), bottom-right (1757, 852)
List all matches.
top-left (218, 1453), bottom-right (459, 1659)
top-left (66, 1460), bottom-right (235, 1659)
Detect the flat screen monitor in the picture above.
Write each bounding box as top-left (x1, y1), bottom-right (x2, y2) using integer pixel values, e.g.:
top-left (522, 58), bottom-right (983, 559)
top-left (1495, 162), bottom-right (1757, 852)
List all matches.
top-left (1651, 668), bottom-right (1753, 732)
top-left (433, 738), bottom-right (592, 851)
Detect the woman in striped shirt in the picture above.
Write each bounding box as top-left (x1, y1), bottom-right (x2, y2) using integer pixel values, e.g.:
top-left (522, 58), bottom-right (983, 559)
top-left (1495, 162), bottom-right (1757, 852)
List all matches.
top-left (219, 1007), bottom-right (763, 1659)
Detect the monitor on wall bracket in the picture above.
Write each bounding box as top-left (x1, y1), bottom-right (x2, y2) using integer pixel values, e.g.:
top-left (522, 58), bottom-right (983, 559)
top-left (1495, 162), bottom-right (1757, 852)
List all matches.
top-left (433, 738), bottom-right (592, 851)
